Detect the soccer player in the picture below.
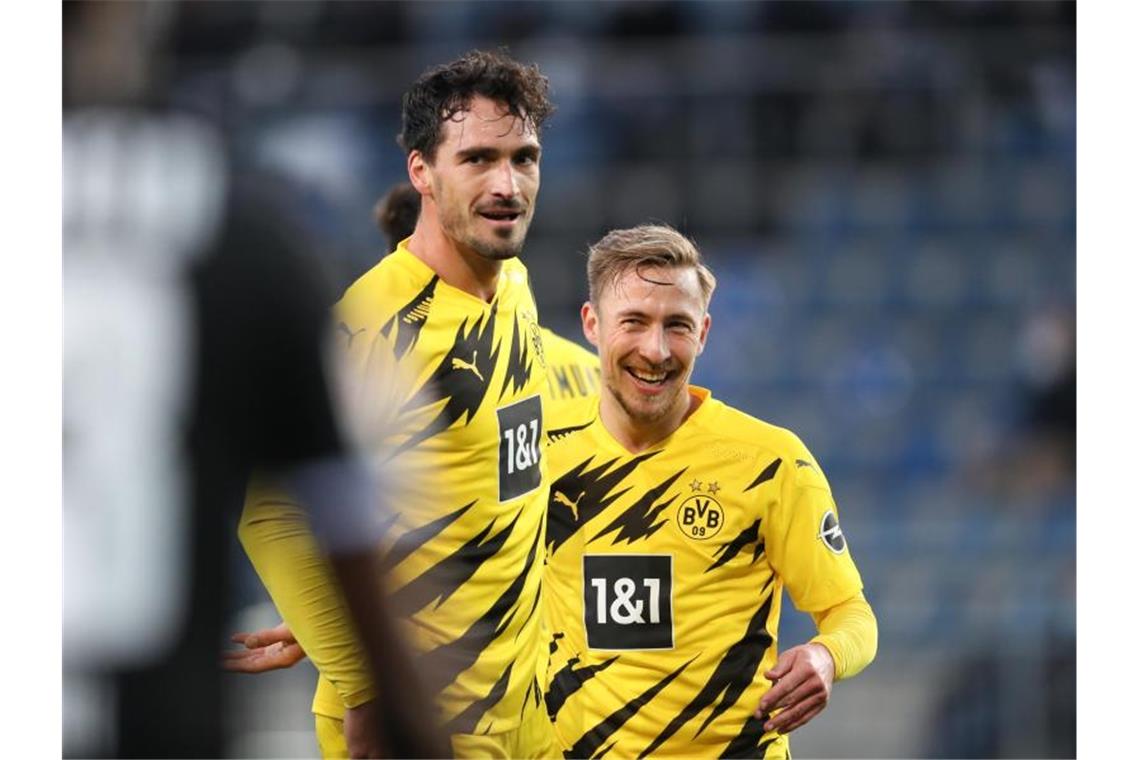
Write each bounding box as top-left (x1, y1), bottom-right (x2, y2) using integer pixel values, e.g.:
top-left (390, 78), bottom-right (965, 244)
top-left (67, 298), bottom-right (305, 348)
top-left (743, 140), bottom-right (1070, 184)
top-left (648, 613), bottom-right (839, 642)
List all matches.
top-left (371, 180), bottom-right (600, 428)
top-left (238, 50), bottom-right (560, 758)
top-left (543, 225), bottom-right (878, 758)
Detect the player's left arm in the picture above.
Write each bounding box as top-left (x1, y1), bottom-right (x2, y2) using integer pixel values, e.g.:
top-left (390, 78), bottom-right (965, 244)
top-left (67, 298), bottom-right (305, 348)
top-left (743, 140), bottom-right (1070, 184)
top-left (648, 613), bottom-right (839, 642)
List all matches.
top-left (756, 442), bottom-right (877, 735)
top-left (756, 591), bottom-right (878, 734)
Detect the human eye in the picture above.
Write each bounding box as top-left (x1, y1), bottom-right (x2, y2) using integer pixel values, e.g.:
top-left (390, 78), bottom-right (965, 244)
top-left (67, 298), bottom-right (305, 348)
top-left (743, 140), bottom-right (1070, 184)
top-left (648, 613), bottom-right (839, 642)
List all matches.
top-left (514, 148), bottom-right (540, 167)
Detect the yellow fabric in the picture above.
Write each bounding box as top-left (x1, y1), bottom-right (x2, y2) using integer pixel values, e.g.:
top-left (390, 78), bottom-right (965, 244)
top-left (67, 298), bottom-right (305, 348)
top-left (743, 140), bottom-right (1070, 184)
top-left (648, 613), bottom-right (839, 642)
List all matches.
top-left (241, 242), bottom-right (551, 735)
top-left (540, 327), bottom-right (599, 442)
top-left (542, 386), bottom-right (866, 758)
top-left (315, 714), bottom-right (348, 759)
top-left (238, 484), bottom-right (375, 709)
top-left (449, 699), bottom-right (557, 759)
top-left (809, 591), bottom-right (878, 680)
top-left (541, 327), bottom-right (599, 402)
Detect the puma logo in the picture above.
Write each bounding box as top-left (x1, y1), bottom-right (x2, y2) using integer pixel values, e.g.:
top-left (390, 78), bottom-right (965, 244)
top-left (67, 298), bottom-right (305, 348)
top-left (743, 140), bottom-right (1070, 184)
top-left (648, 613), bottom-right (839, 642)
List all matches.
top-left (552, 490), bottom-right (583, 521)
top-left (451, 351), bottom-right (484, 382)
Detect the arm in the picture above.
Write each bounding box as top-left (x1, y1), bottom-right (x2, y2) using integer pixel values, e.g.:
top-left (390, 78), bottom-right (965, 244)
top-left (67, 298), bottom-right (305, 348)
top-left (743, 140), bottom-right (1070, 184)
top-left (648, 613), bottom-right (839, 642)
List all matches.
top-left (237, 485), bottom-right (375, 708)
top-left (756, 592), bottom-right (878, 734)
top-left (755, 440), bottom-right (873, 735)
top-left (809, 591), bottom-right (878, 681)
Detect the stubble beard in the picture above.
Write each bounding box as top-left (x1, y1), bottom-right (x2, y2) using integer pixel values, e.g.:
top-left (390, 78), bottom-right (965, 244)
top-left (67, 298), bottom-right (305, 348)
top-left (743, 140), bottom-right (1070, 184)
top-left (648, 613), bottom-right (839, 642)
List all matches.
top-left (437, 195), bottom-right (528, 261)
top-left (606, 376), bottom-right (681, 428)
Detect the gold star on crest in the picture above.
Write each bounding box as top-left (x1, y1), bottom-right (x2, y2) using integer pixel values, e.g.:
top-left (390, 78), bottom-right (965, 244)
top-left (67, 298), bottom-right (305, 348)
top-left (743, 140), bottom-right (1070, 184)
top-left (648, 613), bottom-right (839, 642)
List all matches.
top-left (688, 478), bottom-right (702, 493)
top-left (707, 481), bottom-right (721, 495)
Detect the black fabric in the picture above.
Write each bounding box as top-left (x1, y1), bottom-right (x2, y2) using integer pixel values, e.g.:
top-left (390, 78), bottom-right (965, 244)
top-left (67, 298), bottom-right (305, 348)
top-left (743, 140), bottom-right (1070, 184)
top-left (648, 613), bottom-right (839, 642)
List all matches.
top-left (114, 178), bottom-right (346, 758)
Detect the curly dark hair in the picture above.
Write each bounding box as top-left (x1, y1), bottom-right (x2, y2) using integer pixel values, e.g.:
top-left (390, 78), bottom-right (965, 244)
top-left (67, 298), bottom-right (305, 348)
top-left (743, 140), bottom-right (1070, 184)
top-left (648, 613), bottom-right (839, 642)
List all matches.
top-left (398, 49), bottom-right (554, 161)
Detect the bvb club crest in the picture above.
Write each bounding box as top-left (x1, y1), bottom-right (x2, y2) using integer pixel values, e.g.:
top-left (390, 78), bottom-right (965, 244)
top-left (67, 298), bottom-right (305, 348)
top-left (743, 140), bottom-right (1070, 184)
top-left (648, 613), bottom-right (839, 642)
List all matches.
top-left (675, 480), bottom-right (725, 541)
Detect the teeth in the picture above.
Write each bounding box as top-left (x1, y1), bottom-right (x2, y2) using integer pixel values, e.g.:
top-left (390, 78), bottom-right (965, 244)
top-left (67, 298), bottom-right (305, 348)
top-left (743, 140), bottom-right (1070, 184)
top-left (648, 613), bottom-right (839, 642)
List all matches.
top-left (629, 369), bottom-right (667, 383)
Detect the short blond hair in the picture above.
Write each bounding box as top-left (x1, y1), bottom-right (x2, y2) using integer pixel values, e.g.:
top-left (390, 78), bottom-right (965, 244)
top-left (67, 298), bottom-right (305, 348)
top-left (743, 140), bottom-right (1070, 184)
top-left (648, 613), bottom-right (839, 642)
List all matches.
top-left (587, 224), bottom-right (716, 307)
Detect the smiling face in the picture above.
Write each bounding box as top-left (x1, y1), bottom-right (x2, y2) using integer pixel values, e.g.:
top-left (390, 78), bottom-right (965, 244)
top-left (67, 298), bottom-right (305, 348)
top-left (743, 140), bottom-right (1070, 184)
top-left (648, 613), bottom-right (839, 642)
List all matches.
top-left (412, 95), bottom-right (541, 262)
top-left (583, 264), bottom-right (711, 433)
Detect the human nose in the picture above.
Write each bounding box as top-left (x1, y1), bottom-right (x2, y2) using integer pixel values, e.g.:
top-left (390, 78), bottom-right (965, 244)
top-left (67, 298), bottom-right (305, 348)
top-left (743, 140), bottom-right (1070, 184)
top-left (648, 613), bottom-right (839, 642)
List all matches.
top-left (637, 325), bottom-right (671, 365)
top-left (488, 160), bottom-right (520, 199)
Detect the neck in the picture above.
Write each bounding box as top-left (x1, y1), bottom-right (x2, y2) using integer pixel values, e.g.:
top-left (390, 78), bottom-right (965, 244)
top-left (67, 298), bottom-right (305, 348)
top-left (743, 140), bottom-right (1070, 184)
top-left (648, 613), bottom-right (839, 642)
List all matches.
top-left (404, 210), bottom-right (502, 303)
top-left (599, 386), bottom-right (703, 454)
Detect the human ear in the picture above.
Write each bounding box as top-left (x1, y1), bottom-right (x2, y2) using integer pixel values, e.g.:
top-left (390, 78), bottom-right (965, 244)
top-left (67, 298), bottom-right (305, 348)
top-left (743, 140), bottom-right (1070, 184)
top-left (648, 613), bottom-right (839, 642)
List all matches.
top-left (696, 312), bottom-right (711, 355)
top-left (407, 150), bottom-right (433, 197)
top-left (581, 301), bottom-right (600, 348)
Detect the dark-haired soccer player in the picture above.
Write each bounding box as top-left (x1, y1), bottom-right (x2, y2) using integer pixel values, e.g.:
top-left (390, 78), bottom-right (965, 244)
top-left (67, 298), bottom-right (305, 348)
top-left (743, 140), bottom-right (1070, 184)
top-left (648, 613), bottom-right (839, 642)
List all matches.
top-left (238, 50), bottom-right (561, 758)
top-left (543, 225), bottom-right (878, 758)
top-left (371, 180), bottom-right (600, 428)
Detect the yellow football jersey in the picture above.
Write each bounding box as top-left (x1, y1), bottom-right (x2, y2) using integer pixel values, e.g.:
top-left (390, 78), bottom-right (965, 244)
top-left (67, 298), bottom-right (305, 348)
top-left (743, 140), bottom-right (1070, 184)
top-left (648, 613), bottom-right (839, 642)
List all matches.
top-left (309, 242), bottom-right (550, 735)
top-left (543, 386), bottom-right (864, 758)
top-left (541, 327), bottom-right (599, 402)
top-left (539, 327), bottom-right (600, 440)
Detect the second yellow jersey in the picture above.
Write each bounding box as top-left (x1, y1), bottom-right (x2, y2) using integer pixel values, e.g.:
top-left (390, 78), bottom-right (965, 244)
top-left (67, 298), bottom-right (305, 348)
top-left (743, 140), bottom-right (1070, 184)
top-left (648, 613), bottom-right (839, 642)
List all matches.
top-left (543, 387), bottom-right (864, 758)
top-left (539, 327), bottom-right (600, 440)
top-left (325, 243), bottom-right (550, 734)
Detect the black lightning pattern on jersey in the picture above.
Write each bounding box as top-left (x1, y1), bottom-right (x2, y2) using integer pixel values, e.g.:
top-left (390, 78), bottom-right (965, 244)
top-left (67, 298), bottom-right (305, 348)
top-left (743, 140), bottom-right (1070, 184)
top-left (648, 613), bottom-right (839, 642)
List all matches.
top-left (388, 508), bottom-right (521, 615)
top-left (547, 452), bottom-right (662, 557)
top-left (545, 655), bottom-right (619, 721)
top-left (705, 518), bottom-right (764, 574)
top-left (379, 275), bottom-right (438, 359)
top-left (590, 468), bottom-right (687, 547)
top-left (550, 632), bottom-right (565, 656)
top-left (721, 715), bottom-right (778, 760)
top-left (744, 458), bottom-right (782, 492)
top-left (499, 315), bottom-right (533, 400)
top-left (638, 582), bottom-right (777, 757)
top-left (566, 658), bottom-right (695, 760)
top-left (520, 674), bottom-right (542, 720)
top-left (381, 500), bottom-right (476, 571)
top-left (514, 582), bottom-right (543, 642)
top-left (395, 301), bottom-right (501, 457)
top-left (417, 526), bottom-right (543, 702)
top-left (548, 419), bottom-right (595, 444)
top-left (443, 661), bottom-right (514, 735)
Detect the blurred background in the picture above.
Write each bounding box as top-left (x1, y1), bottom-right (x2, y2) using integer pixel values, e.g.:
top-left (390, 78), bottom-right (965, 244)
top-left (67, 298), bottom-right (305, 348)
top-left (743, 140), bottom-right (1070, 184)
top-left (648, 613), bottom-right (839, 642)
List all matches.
top-left (64, 1), bottom-right (1075, 757)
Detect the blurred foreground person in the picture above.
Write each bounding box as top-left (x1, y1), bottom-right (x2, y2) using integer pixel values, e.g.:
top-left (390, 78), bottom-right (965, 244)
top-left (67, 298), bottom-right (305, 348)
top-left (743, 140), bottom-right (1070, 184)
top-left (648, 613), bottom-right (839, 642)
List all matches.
top-left (62, 3), bottom-right (438, 756)
top-left (238, 49), bottom-right (563, 758)
top-left (542, 225), bottom-right (878, 757)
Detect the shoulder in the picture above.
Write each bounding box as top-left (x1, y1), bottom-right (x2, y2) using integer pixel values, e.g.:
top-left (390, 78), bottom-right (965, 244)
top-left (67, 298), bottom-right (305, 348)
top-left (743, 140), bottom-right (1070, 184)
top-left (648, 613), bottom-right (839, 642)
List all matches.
top-left (336, 251), bottom-right (435, 326)
top-left (547, 395), bottom-right (599, 441)
top-left (548, 419), bottom-right (601, 471)
top-left (541, 328), bottom-right (598, 369)
top-left (699, 398), bottom-right (830, 492)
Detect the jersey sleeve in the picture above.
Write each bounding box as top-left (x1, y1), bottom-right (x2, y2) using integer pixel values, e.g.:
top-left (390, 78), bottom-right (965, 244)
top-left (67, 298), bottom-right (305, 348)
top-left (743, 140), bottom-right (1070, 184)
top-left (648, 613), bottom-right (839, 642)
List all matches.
top-left (238, 482), bottom-right (374, 708)
top-left (809, 591), bottom-right (878, 680)
top-left (761, 438), bottom-right (864, 612)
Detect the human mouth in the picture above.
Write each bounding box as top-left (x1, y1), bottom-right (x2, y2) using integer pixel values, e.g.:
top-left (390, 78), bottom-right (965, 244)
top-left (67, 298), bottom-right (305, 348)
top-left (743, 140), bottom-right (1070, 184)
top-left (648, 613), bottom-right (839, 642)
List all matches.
top-left (624, 366), bottom-right (674, 391)
top-left (477, 206), bottom-right (525, 226)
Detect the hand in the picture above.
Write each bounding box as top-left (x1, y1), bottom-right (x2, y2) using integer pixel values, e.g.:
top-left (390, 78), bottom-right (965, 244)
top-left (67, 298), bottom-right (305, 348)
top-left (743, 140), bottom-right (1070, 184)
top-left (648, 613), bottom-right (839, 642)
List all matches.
top-left (344, 699), bottom-right (385, 759)
top-left (755, 642), bottom-right (835, 735)
top-left (222, 622), bottom-right (307, 673)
